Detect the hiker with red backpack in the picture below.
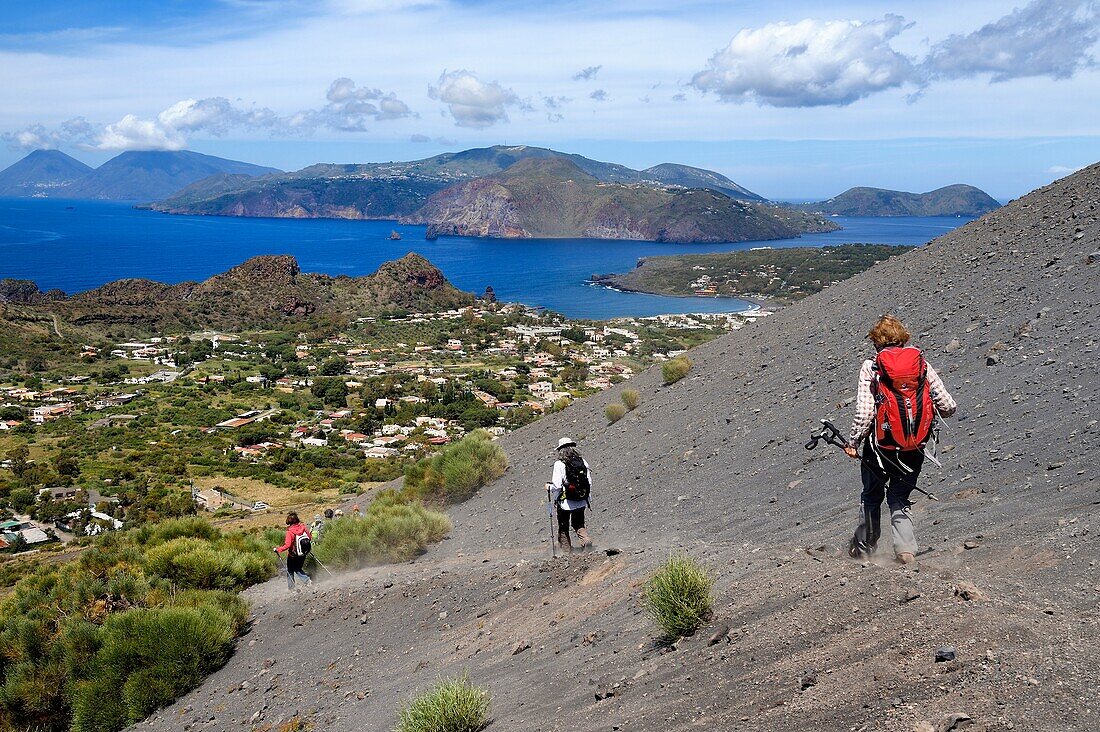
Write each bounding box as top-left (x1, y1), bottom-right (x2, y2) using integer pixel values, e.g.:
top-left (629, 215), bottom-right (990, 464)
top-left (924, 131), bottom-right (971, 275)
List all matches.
top-left (547, 437), bottom-right (593, 553)
top-left (845, 316), bottom-right (957, 564)
top-left (274, 511), bottom-right (313, 591)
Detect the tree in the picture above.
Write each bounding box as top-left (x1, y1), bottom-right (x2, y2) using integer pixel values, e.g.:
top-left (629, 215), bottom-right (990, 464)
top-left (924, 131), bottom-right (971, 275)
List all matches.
top-left (319, 358), bottom-right (346, 376)
top-left (6, 445), bottom-right (30, 479)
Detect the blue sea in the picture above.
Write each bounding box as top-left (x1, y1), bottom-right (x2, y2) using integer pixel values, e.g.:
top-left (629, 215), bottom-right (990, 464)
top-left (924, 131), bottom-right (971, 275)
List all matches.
top-left (0, 199), bottom-right (969, 320)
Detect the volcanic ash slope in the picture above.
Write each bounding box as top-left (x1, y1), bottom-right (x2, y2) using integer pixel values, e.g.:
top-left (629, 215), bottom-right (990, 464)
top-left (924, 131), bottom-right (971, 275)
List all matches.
top-left (141, 165), bottom-right (1099, 732)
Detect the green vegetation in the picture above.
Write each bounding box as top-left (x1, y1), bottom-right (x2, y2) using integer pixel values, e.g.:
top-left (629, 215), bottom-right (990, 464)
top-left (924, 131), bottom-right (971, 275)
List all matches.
top-left (404, 432), bottom-right (508, 504)
top-left (312, 490), bottom-right (451, 569)
top-left (620, 389), bottom-right (640, 410)
top-left (662, 356), bottom-right (693, 385)
top-left (643, 554), bottom-right (714, 642)
top-left (396, 672), bottom-right (490, 732)
top-left (599, 244), bottom-right (914, 305)
top-left (0, 517), bottom-right (273, 732)
top-left (605, 403), bottom-right (627, 424)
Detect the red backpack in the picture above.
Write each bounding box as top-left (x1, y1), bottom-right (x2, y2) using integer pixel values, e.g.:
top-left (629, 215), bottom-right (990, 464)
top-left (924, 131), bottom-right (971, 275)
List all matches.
top-left (871, 346), bottom-right (935, 452)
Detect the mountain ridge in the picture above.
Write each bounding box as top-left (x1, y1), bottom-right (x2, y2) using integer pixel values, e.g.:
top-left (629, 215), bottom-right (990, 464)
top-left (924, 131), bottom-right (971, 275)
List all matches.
top-left (0, 149), bottom-right (92, 196)
top-left (145, 144), bottom-right (769, 222)
top-left (10, 252), bottom-right (474, 333)
top-left (0, 149), bottom-right (279, 201)
top-left (403, 156), bottom-right (838, 242)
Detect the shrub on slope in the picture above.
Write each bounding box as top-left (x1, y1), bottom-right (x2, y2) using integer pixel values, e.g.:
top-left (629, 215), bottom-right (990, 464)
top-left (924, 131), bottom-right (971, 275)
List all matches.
top-left (404, 431), bottom-right (508, 503)
top-left (397, 672), bottom-right (490, 732)
top-left (643, 554), bottom-right (714, 641)
top-left (312, 490), bottom-right (452, 569)
top-left (0, 518), bottom-right (274, 732)
top-left (662, 356), bottom-right (692, 384)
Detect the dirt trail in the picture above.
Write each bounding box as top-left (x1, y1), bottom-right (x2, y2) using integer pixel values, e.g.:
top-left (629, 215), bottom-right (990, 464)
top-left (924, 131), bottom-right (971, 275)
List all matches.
top-left (141, 165), bottom-right (1100, 731)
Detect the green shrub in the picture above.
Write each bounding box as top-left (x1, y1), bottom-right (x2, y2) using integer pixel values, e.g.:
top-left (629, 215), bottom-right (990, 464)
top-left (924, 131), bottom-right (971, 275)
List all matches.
top-left (605, 403), bottom-right (627, 424)
top-left (404, 431), bottom-right (508, 503)
top-left (661, 356), bottom-right (693, 385)
top-left (643, 554), bottom-right (714, 641)
top-left (397, 672), bottom-right (490, 732)
top-left (0, 517), bottom-right (274, 732)
top-left (313, 491), bottom-right (451, 570)
top-left (620, 389), bottom-right (640, 410)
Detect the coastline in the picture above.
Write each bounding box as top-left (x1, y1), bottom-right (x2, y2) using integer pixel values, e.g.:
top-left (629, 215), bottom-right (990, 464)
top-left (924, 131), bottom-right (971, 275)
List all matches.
top-left (588, 277), bottom-right (782, 313)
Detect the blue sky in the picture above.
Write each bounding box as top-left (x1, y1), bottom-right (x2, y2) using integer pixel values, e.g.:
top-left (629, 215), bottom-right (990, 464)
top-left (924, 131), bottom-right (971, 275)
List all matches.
top-left (1, 0), bottom-right (1098, 199)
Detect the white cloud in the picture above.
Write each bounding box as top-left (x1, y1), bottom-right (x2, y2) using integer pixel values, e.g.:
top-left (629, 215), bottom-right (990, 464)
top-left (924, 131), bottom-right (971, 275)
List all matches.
top-left (1047, 164), bottom-right (1082, 174)
top-left (590, 89), bottom-right (609, 101)
top-left (691, 15), bottom-right (917, 107)
top-left (923, 0), bottom-right (1098, 82)
top-left (2, 78), bottom-right (413, 151)
top-left (427, 70), bottom-right (520, 128)
top-left (0, 118), bottom-right (97, 150)
top-left (572, 65), bottom-right (602, 81)
top-left (96, 114), bottom-right (187, 151)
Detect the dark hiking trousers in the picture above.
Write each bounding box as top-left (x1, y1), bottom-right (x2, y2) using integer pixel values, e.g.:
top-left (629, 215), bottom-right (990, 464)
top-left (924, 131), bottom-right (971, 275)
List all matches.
top-left (854, 446), bottom-right (924, 555)
top-left (556, 506), bottom-right (585, 549)
top-left (286, 553), bottom-right (310, 590)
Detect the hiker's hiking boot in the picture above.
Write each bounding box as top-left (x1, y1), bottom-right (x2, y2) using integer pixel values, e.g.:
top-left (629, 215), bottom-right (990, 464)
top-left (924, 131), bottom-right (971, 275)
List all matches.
top-left (576, 528), bottom-right (591, 550)
top-left (558, 530), bottom-right (573, 554)
top-left (848, 536), bottom-right (875, 559)
top-left (896, 552), bottom-right (915, 565)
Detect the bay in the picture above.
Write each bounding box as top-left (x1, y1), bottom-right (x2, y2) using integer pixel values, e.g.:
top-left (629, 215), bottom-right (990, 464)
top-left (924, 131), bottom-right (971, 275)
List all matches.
top-left (0, 199), bottom-right (969, 320)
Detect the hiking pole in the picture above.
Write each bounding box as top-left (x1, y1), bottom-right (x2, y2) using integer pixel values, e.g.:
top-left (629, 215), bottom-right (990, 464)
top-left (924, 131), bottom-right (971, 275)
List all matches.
top-left (311, 555), bottom-right (337, 579)
top-left (806, 419), bottom-right (940, 501)
top-left (546, 483), bottom-right (557, 559)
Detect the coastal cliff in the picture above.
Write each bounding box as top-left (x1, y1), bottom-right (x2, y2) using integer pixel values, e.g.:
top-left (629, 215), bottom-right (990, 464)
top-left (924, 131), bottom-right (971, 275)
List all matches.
top-left (404, 157), bottom-right (838, 242)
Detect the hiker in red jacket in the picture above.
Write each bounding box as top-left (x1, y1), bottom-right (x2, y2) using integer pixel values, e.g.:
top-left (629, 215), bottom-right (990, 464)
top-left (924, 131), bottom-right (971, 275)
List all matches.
top-left (274, 512), bottom-right (313, 591)
top-left (845, 315), bottom-right (957, 564)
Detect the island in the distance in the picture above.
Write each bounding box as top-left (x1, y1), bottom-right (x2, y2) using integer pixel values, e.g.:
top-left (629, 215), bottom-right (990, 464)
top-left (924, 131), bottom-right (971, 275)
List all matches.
top-left (593, 244), bottom-right (914, 306)
top-left (141, 145), bottom-right (838, 243)
top-left (791, 184), bottom-right (1001, 217)
top-left (402, 157), bottom-right (839, 243)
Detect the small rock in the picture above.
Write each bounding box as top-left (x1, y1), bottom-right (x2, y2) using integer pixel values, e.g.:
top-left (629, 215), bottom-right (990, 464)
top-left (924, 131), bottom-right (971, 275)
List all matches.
top-left (511, 640), bottom-right (531, 656)
top-left (944, 338), bottom-right (962, 354)
top-left (936, 712), bottom-right (974, 732)
top-left (986, 354), bottom-right (999, 366)
top-left (707, 623), bottom-right (730, 646)
top-left (900, 590), bottom-right (922, 604)
top-left (604, 548), bottom-right (621, 556)
top-left (935, 646), bottom-right (956, 663)
top-left (954, 581), bottom-right (984, 601)
top-left (799, 670), bottom-right (817, 690)
top-left (1047, 461), bottom-right (1064, 470)
top-left (914, 722), bottom-right (935, 732)
top-left (595, 687), bottom-right (617, 701)
top-left (963, 539), bottom-right (980, 550)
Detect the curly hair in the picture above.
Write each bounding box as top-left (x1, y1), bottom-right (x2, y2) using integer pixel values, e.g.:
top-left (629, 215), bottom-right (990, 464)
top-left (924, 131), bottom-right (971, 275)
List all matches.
top-left (867, 315), bottom-right (911, 349)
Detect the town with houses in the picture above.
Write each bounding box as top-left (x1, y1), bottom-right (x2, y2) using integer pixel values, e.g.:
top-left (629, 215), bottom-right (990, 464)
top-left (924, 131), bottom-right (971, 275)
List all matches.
top-left (0, 300), bottom-right (768, 555)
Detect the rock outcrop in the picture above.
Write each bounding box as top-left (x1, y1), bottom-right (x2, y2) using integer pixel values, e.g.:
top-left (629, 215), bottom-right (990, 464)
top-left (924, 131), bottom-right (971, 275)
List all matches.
top-left (794, 184), bottom-right (1001, 217)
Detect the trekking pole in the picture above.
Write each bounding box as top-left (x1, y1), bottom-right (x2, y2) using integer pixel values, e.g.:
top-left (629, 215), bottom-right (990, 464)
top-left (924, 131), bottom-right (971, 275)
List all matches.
top-left (546, 483), bottom-right (557, 559)
top-left (311, 555), bottom-right (337, 578)
top-left (806, 419), bottom-right (939, 501)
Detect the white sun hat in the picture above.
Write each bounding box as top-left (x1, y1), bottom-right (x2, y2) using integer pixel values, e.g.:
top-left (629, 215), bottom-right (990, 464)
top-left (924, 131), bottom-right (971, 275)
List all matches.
top-left (556, 437), bottom-right (576, 450)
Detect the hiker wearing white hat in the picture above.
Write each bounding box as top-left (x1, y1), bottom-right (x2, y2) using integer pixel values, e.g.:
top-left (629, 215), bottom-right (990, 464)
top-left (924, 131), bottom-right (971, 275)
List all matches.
top-left (547, 437), bottom-right (593, 552)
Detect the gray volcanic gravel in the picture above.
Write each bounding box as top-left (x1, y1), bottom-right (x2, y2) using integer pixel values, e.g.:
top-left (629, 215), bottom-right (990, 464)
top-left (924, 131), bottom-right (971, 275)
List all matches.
top-left (139, 165), bottom-right (1099, 732)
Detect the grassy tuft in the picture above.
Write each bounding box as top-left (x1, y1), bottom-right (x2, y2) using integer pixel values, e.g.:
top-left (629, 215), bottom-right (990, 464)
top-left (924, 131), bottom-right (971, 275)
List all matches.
top-left (661, 356), bottom-right (693, 385)
top-left (404, 431), bottom-right (508, 504)
top-left (643, 554), bottom-right (714, 641)
top-left (312, 490), bottom-right (452, 570)
top-left (620, 389), bottom-right (640, 410)
top-left (396, 672), bottom-right (490, 732)
top-left (605, 403), bottom-right (627, 424)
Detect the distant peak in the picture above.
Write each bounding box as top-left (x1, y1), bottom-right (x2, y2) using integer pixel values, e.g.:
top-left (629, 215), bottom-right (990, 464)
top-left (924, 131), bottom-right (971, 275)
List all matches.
top-left (213, 255), bottom-right (301, 285)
